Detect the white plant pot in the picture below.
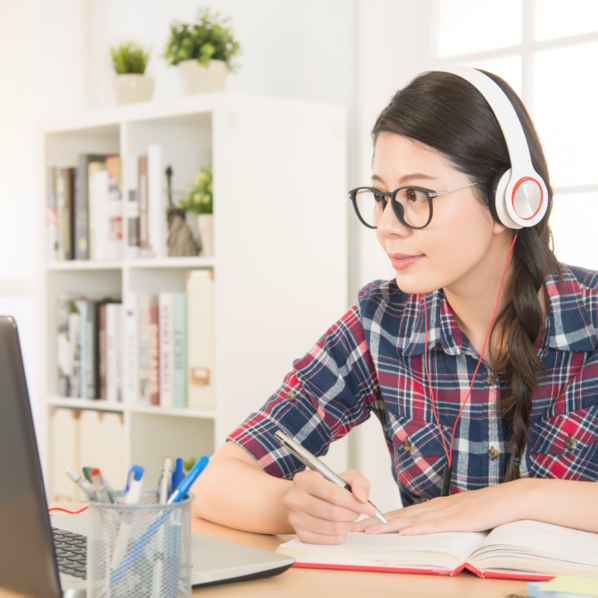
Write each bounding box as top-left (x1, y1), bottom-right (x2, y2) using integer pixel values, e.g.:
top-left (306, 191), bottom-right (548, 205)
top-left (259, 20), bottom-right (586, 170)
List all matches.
top-left (197, 214), bottom-right (214, 257)
top-left (178, 59), bottom-right (228, 95)
top-left (111, 74), bottom-right (154, 105)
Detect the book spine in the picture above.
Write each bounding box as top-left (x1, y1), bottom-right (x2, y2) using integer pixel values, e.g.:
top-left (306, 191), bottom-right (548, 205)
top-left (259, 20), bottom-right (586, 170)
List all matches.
top-left (138, 155), bottom-right (149, 254)
top-left (65, 168), bottom-right (76, 260)
top-left (106, 303), bottom-right (118, 403)
top-left (149, 302), bottom-right (160, 406)
top-left (159, 293), bottom-right (174, 408)
top-left (124, 155), bottom-right (139, 259)
top-left (76, 300), bottom-right (87, 398)
top-left (137, 294), bottom-right (152, 405)
top-left (86, 300), bottom-right (97, 399)
top-left (107, 198), bottom-right (123, 261)
top-left (75, 157), bottom-right (88, 260)
top-left (186, 270), bottom-right (216, 410)
top-left (87, 162), bottom-right (107, 261)
top-left (46, 166), bottom-right (58, 262)
top-left (68, 307), bottom-right (81, 398)
top-left (173, 292), bottom-right (187, 408)
top-left (56, 297), bottom-right (71, 397)
top-left (117, 304), bottom-right (123, 402)
top-left (56, 169), bottom-right (67, 261)
top-left (98, 303), bottom-right (107, 400)
top-left (95, 170), bottom-right (109, 261)
top-left (123, 293), bottom-right (139, 405)
top-left (106, 156), bottom-right (122, 201)
top-left (147, 144), bottom-right (166, 258)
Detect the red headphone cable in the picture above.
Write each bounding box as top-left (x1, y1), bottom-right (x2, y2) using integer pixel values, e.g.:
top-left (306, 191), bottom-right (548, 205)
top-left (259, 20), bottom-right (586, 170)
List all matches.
top-left (423, 233), bottom-right (518, 496)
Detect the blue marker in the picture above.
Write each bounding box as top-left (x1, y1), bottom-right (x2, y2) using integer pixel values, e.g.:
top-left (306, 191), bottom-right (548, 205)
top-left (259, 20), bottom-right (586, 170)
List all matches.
top-left (167, 456), bottom-right (209, 504)
top-left (171, 458), bottom-right (184, 493)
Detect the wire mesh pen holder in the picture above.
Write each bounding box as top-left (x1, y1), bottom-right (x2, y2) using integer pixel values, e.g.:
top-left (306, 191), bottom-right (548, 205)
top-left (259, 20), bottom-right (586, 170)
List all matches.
top-left (87, 490), bottom-right (193, 598)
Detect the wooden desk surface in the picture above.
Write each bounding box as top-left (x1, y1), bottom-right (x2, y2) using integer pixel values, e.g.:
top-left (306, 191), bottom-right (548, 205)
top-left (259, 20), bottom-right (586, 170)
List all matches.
top-left (0, 514), bottom-right (530, 598)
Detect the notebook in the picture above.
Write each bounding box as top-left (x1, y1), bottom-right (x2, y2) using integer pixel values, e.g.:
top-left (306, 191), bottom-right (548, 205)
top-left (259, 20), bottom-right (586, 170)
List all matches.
top-left (276, 519), bottom-right (598, 581)
top-left (0, 315), bottom-right (293, 597)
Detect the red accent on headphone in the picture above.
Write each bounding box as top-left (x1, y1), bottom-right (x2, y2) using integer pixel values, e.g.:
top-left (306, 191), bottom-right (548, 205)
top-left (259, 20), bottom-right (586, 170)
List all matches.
top-left (511, 177), bottom-right (544, 221)
top-left (423, 233), bottom-right (518, 472)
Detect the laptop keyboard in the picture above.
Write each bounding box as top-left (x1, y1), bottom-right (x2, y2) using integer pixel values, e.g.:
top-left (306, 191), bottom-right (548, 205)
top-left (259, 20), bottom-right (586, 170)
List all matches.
top-left (52, 527), bottom-right (87, 579)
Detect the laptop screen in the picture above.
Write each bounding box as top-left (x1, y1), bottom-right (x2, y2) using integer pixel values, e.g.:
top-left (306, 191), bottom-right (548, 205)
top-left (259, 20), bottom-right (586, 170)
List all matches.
top-left (0, 316), bottom-right (62, 598)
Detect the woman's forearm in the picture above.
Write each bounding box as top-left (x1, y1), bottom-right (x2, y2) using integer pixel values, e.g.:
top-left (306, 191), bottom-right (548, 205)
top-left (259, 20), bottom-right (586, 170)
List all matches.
top-left (191, 456), bottom-right (295, 534)
top-left (519, 478), bottom-right (598, 532)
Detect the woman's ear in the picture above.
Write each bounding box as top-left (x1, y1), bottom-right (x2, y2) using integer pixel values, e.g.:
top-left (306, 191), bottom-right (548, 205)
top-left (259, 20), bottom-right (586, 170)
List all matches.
top-left (492, 219), bottom-right (508, 235)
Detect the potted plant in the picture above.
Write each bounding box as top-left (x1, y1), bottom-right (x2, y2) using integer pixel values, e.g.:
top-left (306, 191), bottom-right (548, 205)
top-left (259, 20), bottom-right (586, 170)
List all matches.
top-left (164, 7), bottom-right (241, 95)
top-left (178, 161), bottom-right (214, 256)
top-left (110, 41), bottom-right (153, 105)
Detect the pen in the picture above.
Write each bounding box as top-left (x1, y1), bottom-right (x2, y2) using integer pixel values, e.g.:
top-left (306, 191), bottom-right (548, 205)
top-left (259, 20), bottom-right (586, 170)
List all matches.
top-left (167, 455), bottom-right (209, 504)
top-left (274, 430), bottom-right (390, 526)
top-left (82, 467), bottom-right (93, 483)
top-left (171, 457), bottom-right (184, 493)
top-left (89, 468), bottom-right (117, 504)
top-left (157, 457), bottom-right (173, 504)
top-left (65, 467), bottom-right (97, 502)
top-left (124, 465), bottom-right (145, 505)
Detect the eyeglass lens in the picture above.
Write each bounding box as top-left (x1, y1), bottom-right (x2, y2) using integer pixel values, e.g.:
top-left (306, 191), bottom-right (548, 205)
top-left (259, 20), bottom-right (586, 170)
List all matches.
top-left (353, 188), bottom-right (431, 228)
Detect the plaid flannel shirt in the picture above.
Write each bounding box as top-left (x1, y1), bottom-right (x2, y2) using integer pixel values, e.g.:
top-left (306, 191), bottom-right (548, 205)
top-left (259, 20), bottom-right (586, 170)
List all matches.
top-left (229, 263), bottom-right (598, 506)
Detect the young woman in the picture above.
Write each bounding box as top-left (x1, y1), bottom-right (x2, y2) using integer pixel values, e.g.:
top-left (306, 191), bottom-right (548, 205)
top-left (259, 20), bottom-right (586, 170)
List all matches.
top-left (191, 68), bottom-right (598, 544)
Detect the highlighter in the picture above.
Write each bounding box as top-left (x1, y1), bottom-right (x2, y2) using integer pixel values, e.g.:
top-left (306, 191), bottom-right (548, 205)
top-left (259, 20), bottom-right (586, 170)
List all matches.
top-left (171, 458), bottom-right (184, 493)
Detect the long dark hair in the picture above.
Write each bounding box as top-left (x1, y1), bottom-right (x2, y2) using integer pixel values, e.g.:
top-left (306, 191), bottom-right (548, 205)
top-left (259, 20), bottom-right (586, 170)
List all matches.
top-left (372, 70), bottom-right (561, 483)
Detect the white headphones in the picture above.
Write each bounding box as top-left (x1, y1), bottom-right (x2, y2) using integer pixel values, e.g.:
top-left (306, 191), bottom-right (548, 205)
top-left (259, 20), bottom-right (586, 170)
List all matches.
top-left (439, 66), bottom-right (548, 230)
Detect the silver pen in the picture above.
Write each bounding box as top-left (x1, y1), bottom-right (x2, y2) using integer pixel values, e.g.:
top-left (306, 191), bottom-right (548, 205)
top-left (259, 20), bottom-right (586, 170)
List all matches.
top-left (157, 457), bottom-right (173, 504)
top-left (274, 430), bottom-right (389, 526)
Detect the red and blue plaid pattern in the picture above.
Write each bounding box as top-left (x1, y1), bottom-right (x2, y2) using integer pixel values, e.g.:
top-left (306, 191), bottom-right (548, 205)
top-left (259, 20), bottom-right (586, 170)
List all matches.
top-left (229, 264), bottom-right (598, 506)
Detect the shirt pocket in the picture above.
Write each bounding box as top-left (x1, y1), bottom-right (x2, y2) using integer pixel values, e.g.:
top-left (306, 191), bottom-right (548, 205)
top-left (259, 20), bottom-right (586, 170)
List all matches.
top-left (387, 412), bottom-right (450, 500)
top-left (527, 405), bottom-right (598, 481)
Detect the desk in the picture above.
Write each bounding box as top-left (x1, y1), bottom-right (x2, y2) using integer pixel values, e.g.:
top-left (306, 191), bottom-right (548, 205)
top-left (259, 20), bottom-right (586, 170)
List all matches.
top-left (0, 516), bottom-right (530, 598)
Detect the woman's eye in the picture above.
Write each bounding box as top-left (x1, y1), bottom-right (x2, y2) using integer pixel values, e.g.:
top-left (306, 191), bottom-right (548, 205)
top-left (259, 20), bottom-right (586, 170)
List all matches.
top-left (406, 188), bottom-right (427, 204)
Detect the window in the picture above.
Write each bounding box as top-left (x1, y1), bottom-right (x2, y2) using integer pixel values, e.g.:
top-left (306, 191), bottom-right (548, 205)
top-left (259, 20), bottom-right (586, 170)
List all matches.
top-left (436, 0), bottom-right (598, 269)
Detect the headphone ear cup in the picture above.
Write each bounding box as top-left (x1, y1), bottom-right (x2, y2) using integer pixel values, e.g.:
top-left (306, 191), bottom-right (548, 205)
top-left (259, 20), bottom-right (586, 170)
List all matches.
top-left (488, 167), bottom-right (509, 224)
top-left (490, 167), bottom-right (522, 230)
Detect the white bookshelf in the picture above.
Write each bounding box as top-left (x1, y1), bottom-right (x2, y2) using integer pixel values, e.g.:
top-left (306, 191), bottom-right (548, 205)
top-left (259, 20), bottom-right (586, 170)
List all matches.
top-left (37, 92), bottom-right (348, 494)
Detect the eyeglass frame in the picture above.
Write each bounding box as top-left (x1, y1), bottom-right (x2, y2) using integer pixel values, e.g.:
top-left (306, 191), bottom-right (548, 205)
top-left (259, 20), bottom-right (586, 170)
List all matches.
top-left (348, 181), bottom-right (483, 230)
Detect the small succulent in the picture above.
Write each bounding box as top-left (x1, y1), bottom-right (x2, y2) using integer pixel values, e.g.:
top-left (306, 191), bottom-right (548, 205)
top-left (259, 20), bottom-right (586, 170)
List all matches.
top-left (178, 162), bottom-right (213, 215)
top-left (164, 7), bottom-right (241, 71)
top-left (110, 41), bottom-right (150, 75)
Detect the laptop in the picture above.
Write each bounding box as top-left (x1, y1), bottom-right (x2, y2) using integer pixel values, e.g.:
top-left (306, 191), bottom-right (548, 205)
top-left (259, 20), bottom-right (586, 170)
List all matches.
top-left (0, 316), bottom-right (294, 597)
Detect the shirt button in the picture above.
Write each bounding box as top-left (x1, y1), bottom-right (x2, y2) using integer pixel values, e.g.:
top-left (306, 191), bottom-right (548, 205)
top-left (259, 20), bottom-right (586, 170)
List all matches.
top-left (565, 437), bottom-right (578, 449)
top-left (487, 447), bottom-right (499, 460)
top-left (402, 439), bottom-right (413, 452)
top-left (486, 374), bottom-right (496, 386)
top-left (284, 391), bottom-right (296, 402)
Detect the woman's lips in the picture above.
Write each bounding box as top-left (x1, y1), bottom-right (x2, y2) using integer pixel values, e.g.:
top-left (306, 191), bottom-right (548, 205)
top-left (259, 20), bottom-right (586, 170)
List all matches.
top-left (388, 253), bottom-right (424, 270)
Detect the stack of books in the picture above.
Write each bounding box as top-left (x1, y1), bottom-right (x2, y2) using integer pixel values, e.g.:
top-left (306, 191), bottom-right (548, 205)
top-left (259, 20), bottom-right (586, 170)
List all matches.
top-left (46, 145), bottom-right (176, 262)
top-left (56, 270), bottom-right (214, 409)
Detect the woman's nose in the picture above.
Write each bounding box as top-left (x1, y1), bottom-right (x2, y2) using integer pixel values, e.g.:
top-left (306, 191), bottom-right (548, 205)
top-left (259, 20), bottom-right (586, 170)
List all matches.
top-left (376, 199), bottom-right (412, 237)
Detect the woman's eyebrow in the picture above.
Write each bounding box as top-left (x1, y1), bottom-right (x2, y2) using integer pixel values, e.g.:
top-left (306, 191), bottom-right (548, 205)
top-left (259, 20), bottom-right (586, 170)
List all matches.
top-left (371, 173), bottom-right (439, 185)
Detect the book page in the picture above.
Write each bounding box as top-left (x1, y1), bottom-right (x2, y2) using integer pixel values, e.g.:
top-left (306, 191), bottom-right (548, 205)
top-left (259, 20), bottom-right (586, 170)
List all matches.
top-left (470, 520), bottom-right (598, 575)
top-left (279, 530), bottom-right (487, 565)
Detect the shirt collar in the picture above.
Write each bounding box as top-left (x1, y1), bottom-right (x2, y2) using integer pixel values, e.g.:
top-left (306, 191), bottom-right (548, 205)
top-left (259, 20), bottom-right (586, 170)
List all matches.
top-left (398, 264), bottom-right (597, 358)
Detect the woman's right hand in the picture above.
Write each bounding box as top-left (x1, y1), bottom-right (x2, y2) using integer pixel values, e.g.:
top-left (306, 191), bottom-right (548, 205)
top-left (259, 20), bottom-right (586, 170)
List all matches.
top-left (282, 469), bottom-right (378, 544)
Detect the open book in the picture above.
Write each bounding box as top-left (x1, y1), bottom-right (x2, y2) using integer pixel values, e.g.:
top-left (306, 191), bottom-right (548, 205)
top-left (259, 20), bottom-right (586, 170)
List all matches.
top-left (276, 520), bottom-right (598, 581)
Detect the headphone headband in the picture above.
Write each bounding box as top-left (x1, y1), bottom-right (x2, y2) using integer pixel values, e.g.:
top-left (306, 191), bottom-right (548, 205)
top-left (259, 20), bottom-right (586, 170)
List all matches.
top-left (437, 66), bottom-right (548, 229)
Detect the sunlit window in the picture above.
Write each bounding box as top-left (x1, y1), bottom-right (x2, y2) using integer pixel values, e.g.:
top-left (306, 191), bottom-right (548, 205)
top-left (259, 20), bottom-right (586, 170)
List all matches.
top-left (437, 1), bottom-right (598, 270)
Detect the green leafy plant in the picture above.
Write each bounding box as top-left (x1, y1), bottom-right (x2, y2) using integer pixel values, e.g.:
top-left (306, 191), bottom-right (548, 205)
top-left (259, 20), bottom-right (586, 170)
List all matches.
top-left (164, 7), bottom-right (241, 71)
top-left (110, 41), bottom-right (150, 75)
top-left (178, 162), bottom-right (213, 215)
top-left (183, 456), bottom-right (198, 474)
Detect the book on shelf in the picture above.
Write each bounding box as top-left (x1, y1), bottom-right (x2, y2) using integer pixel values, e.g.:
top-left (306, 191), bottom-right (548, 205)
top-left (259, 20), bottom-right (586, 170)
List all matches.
top-left (56, 167), bottom-right (76, 261)
top-left (187, 270), bottom-right (216, 410)
top-left (47, 146), bottom-right (171, 262)
top-left (75, 153), bottom-right (110, 260)
top-left (149, 300), bottom-right (160, 406)
top-left (57, 297), bottom-right (122, 401)
top-left (124, 155), bottom-right (140, 259)
top-left (55, 271), bottom-right (213, 409)
top-left (46, 166), bottom-right (58, 262)
top-left (276, 520), bottom-right (598, 581)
